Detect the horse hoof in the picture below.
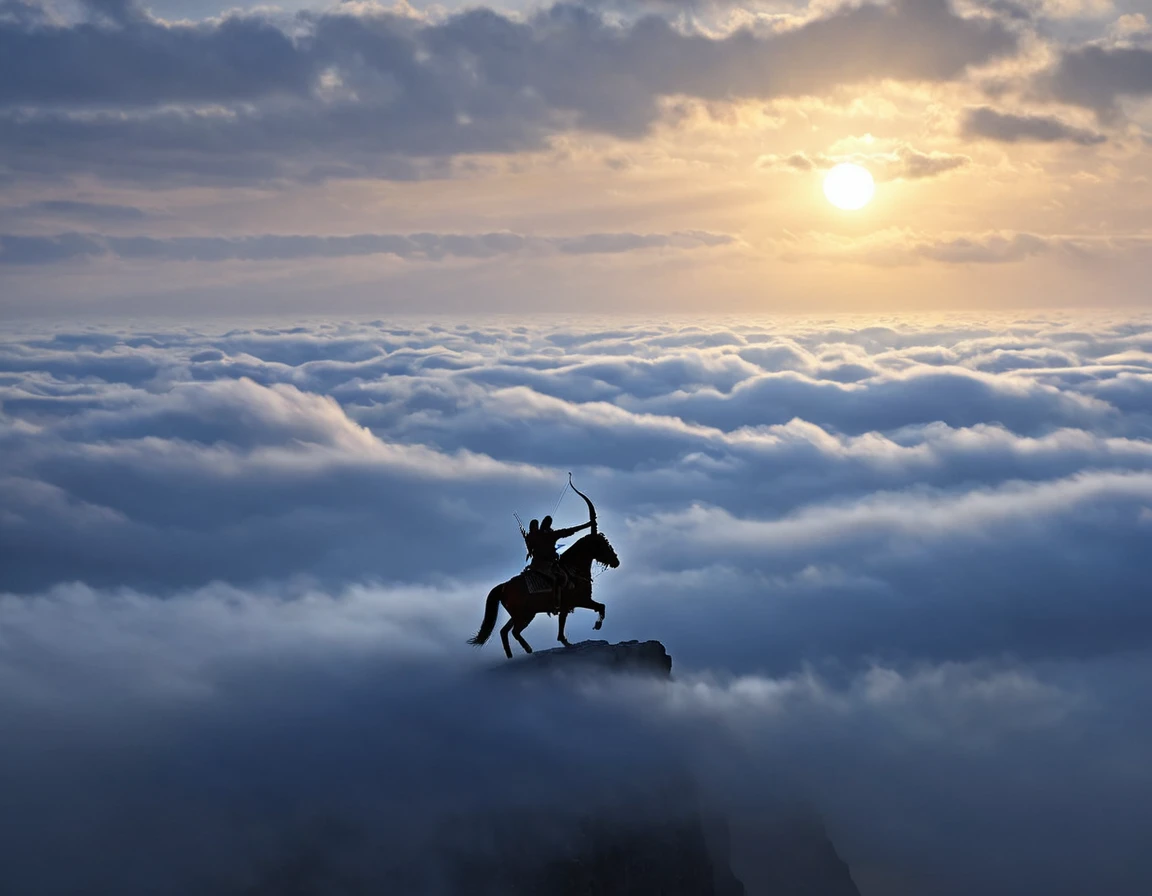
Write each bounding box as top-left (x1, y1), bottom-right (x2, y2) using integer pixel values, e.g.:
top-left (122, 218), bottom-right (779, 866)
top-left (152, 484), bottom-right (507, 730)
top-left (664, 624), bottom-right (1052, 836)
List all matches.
top-left (593, 621), bottom-right (603, 631)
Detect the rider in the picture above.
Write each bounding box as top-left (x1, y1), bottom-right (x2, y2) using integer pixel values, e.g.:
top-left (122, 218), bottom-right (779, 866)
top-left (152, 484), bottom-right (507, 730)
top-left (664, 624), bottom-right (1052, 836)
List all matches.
top-left (524, 514), bottom-right (592, 613)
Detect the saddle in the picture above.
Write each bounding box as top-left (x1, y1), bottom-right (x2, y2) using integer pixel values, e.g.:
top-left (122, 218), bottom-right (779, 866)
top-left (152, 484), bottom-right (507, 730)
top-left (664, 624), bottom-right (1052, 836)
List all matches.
top-left (520, 568), bottom-right (555, 594)
top-left (519, 561), bottom-right (572, 595)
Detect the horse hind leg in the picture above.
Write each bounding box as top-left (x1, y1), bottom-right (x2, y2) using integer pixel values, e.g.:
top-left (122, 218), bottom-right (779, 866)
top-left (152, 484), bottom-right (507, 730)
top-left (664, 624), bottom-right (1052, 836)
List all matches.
top-left (511, 619), bottom-right (533, 655)
top-left (500, 619), bottom-right (515, 659)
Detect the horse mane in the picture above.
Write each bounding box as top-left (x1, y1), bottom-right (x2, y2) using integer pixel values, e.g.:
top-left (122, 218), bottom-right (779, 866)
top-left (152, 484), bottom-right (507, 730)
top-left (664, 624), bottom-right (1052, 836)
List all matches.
top-left (560, 531), bottom-right (618, 571)
top-left (561, 530), bottom-right (606, 557)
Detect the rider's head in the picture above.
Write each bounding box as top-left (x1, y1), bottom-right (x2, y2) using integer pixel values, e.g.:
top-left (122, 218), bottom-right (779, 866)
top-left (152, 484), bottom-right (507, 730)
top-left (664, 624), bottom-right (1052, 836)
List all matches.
top-left (542, 515), bottom-right (553, 530)
top-left (529, 519), bottom-right (539, 533)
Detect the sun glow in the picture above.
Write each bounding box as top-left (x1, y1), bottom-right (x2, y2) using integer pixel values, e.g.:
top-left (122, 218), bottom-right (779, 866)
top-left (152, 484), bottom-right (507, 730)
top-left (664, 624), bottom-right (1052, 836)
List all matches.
top-left (823, 163), bottom-right (875, 211)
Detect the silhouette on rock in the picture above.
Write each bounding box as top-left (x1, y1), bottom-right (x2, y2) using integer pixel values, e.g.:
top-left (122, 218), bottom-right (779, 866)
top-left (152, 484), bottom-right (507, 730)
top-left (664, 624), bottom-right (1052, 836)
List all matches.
top-left (471, 476), bottom-right (621, 657)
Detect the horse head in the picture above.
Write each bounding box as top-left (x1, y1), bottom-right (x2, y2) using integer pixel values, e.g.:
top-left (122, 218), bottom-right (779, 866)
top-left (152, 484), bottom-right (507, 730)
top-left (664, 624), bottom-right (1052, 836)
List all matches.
top-left (590, 531), bottom-right (620, 569)
top-left (561, 530), bottom-right (620, 573)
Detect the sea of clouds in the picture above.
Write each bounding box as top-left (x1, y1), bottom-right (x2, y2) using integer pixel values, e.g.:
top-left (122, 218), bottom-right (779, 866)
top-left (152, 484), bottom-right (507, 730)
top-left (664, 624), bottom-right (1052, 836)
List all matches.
top-left (3, 313), bottom-right (1152, 895)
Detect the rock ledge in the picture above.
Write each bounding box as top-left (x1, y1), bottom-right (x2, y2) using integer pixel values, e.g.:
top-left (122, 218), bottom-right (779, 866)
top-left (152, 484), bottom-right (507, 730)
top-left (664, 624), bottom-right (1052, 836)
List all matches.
top-left (491, 639), bottom-right (673, 678)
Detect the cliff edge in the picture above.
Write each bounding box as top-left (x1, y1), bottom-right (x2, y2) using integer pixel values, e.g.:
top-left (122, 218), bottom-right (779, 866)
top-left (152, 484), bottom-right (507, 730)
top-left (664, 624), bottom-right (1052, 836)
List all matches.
top-left (490, 638), bottom-right (673, 679)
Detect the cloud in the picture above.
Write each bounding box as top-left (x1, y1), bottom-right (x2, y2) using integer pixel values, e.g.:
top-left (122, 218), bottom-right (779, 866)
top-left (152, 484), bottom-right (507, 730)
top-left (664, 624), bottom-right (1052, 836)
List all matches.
top-left (758, 144), bottom-right (971, 181)
top-left (4, 315), bottom-right (1152, 894)
top-left (2, 315), bottom-right (1148, 597)
top-left (914, 230), bottom-right (1052, 262)
top-left (1045, 44), bottom-right (1152, 113)
top-left (0, 0), bottom-right (1018, 184)
top-left (961, 105), bottom-right (1107, 144)
top-left (894, 145), bottom-right (972, 178)
top-left (0, 10), bottom-right (312, 107)
top-left (0, 229), bottom-right (734, 265)
top-left (2, 569), bottom-right (1151, 895)
top-left (776, 227), bottom-right (1143, 267)
top-left (1, 200), bottom-right (150, 222)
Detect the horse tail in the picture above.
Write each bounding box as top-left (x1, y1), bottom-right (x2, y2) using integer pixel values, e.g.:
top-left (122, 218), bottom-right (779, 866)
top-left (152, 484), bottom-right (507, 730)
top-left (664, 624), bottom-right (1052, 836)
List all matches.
top-left (468, 584), bottom-right (504, 646)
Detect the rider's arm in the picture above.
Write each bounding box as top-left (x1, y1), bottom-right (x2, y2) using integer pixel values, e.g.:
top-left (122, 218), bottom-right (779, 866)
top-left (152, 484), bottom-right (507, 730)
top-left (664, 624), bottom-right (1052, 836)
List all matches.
top-left (553, 521), bottom-right (592, 538)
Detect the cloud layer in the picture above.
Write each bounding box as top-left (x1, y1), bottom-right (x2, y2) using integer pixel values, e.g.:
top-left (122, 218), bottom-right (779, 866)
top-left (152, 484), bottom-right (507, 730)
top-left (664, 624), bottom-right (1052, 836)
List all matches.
top-left (3, 314), bottom-right (1152, 894)
top-left (0, 229), bottom-right (733, 265)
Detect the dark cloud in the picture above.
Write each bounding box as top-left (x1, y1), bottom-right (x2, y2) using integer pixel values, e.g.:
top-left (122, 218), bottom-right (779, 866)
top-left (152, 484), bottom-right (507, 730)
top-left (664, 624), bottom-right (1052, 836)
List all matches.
top-left (0, 229), bottom-right (733, 265)
top-left (0, 0), bottom-right (1018, 184)
top-left (894, 145), bottom-right (971, 178)
top-left (0, 12), bottom-right (311, 107)
top-left (961, 105), bottom-right (1107, 144)
top-left (3, 316), bottom-right (1152, 895)
top-left (976, 0), bottom-right (1034, 20)
top-left (1, 200), bottom-right (149, 223)
top-left (4, 582), bottom-right (1148, 896)
top-left (0, 231), bottom-right (106, 264)
top-left (1046, 44), bottom-right (1152, 114)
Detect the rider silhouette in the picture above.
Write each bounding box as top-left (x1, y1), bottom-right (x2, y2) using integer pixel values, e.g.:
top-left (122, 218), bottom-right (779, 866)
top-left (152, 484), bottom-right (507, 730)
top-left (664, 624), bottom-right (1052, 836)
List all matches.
top-left (525, 515), bottom-right (592, 612)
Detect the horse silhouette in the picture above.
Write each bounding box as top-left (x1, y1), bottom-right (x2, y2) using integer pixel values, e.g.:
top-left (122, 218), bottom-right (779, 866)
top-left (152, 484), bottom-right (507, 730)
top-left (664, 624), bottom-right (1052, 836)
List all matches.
top-left (469, 530), bottom-right (620, 658)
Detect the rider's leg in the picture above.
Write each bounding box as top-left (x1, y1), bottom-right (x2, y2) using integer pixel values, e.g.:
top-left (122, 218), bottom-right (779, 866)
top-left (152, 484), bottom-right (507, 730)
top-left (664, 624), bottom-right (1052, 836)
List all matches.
top-left (551, 562), bottom-right (564, 614)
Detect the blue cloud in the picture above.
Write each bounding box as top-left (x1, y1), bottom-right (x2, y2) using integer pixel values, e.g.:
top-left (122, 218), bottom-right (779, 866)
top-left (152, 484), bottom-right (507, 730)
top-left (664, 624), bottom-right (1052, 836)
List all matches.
top-left (3, 316), bottom-right (1152, 895)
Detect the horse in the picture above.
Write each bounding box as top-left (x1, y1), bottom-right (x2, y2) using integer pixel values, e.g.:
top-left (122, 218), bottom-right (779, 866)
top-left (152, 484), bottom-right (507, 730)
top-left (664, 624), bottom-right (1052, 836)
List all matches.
top-left (468, 531), bottom-right (620, 658)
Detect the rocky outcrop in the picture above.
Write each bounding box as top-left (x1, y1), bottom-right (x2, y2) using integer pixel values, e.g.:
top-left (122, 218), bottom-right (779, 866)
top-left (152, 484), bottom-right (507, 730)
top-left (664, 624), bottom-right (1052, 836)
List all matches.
top-left (490, 638), bottom-right (673, 679)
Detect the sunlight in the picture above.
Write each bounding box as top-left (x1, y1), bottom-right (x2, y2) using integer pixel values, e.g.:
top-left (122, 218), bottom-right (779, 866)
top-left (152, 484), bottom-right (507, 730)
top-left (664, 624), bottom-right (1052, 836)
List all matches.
top-left (823, 163), bottom-right (875, 211)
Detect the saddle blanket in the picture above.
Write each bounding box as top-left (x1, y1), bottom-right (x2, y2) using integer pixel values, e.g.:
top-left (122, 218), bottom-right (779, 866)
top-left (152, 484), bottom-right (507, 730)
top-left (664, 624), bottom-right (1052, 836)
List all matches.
top-left (520, 570), bottom-right (555, 594)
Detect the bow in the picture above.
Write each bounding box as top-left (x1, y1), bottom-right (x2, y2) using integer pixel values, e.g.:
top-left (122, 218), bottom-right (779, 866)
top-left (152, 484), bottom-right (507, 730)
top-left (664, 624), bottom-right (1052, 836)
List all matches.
top-left (567, 471), bottom-right (597, 535)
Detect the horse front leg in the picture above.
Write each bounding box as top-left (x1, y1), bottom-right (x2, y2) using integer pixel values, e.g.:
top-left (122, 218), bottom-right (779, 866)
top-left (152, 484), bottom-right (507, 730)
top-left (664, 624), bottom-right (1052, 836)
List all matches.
top-left (592, 600), bottom-right (605, 631)
top-left (557, 609), bottom-right (573, 648)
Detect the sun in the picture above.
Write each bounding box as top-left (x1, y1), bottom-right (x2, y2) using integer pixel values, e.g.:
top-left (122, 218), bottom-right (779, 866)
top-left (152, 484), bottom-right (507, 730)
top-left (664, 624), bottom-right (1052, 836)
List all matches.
top-left (823, 163), bottom-right (875, 211)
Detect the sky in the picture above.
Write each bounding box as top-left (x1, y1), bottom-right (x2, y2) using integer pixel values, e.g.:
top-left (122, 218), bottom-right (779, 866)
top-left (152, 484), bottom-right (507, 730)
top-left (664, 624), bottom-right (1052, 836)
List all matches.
top-left (4, 1), bottom-right (1152, 894)
top-left (2, 0), bottom-right (1152, 314)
